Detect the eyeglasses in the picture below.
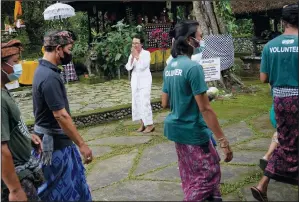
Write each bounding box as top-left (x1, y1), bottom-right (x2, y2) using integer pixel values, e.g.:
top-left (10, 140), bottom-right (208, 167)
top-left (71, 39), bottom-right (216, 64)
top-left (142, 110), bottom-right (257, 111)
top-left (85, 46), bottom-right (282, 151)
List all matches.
top-left (132, 42), bottom-right (141, 45)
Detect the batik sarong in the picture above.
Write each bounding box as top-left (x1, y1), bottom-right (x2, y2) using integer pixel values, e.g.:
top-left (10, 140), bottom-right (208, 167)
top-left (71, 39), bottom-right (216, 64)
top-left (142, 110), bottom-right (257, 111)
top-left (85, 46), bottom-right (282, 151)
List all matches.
top-left (1, 162), bottom-right (44, 201)
top-left (265, 95), bottom-right (298, 185)
top-left (37, 144), bottom-right (92, 201)
top-left (175, 140), bottom-right (222, 201)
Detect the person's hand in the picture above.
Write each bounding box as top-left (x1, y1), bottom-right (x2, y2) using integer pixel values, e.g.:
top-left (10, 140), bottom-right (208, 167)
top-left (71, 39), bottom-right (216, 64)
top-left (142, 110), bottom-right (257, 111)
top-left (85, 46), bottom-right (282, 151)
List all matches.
top-left (79, 143), bottom-right (93, 164)
top-left (219, 137), bottom-right (233, 162)
top-left (131, 47), bottom-right (139, 59)
top-left (9, 188), bottom-right (27, 201)
top-left (31, 134), bottom-right (42, 154)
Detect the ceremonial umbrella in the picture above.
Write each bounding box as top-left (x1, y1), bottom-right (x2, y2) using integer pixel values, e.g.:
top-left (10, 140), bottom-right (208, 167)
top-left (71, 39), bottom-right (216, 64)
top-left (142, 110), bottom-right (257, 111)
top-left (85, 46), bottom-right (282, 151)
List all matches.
top-left (43, 2), bottom-right (75, 20)
top-left (43, 2), bottom-right (76, 85)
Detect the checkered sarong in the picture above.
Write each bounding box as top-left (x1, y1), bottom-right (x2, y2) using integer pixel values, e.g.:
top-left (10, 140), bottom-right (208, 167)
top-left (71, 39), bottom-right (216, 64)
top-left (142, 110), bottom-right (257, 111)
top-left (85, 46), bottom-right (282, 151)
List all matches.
top-left (202, 34), bottom-right (234, 71)
top-left (60, 62), bottom-right (78, 83)
top-left (273, 86), bottom-right (298, 97)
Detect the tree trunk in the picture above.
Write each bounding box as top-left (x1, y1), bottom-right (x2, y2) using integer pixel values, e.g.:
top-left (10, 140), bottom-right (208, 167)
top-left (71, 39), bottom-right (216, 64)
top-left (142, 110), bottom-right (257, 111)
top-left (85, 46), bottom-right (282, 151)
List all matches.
top-left (203, 1), bottom-right (219, 34)
top-left (192, 1), bottom-right (209, 36)
top-left (192, 1), bottom-right (244, 91)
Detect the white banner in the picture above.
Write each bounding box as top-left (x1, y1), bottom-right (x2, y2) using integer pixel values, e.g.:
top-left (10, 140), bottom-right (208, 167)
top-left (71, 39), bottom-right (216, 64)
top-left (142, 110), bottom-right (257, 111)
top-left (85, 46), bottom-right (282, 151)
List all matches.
top-left (199, 57), bottom-right (221, 82)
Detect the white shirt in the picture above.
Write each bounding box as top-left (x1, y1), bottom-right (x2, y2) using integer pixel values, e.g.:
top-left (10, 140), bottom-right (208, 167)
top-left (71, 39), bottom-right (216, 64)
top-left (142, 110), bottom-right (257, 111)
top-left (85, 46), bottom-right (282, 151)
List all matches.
top-left (125, 49), bottom-right (152, 89)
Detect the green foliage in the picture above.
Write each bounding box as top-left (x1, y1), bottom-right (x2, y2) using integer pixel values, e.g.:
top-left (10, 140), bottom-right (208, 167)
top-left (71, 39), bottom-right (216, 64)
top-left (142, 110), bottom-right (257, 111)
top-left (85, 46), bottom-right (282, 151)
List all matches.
top-left (22, 1), bottom-right (48, 45)
top-left (43, 11), bottom-right (90, 62)
top-left (92, 20), bottom-right (147, 79)
top-left (177, 6), bottom-right (187, 22)
top-left (215, 0), bottom-right (253, 37)
top-left (1, 1), bottom-right (14, 30)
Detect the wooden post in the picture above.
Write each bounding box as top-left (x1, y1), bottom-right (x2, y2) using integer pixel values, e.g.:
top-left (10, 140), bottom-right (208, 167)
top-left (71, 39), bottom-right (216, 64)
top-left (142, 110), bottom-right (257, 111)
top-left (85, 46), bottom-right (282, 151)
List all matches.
top-left (87, 9), bottom-right (92, 45)
top-left (95, 6), bottom-right (99, 34)
top-left (172, 2), bottom-right (177, 24)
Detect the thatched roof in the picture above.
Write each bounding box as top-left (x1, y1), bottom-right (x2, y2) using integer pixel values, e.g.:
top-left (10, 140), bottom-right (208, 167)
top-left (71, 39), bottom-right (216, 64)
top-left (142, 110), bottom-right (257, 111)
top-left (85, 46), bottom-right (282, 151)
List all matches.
top-left (231, 0), bottom-right (298, 15)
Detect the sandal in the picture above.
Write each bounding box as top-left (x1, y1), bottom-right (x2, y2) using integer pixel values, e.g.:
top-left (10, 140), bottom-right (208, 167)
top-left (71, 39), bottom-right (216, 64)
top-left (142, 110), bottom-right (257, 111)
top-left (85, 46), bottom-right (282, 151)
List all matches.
top-left (259, 158), bottom-right (268, 171)
top-left (250, 186), bottom-right (268, 202)
top-left (136, 126), bottom-right (145, 132)
top-left (143, 127), bottom-right (155, 134)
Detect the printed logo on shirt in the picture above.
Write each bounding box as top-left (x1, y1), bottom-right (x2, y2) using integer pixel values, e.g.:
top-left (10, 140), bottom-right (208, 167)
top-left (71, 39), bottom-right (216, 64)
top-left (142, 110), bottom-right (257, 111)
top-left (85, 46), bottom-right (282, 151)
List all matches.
top-left (165, 69), bottom-right (183, 77)
top-left (18, 116), bottom-right (31, 139)
top-left (282, 39), bottom-right (295, 44)
top-left (171, 61), bottom-right (178, 68)
top-left (269, 46), bottom-right (298, 53)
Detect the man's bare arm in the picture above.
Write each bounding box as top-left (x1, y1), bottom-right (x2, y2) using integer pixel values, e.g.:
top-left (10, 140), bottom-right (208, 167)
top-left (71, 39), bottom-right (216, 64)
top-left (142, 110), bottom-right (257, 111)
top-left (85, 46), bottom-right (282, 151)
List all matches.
top-left (161, 92), bottom-right (169, 109)
top-left (1, 143), bottom-right (23, 193)
top-left (194, 93), bottom-right (224, 139)
top-left (52, 108), bottom-right (85, 147)
top-left (52, 108), bottom-right (92, 164)
top-left (260, 72), bottom-right (269, 83)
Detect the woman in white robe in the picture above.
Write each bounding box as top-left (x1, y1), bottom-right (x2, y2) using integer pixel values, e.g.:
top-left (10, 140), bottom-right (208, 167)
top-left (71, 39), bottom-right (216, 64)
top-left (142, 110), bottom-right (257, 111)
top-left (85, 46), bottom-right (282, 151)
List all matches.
top-left (125, 35), bottom-right (155, 133)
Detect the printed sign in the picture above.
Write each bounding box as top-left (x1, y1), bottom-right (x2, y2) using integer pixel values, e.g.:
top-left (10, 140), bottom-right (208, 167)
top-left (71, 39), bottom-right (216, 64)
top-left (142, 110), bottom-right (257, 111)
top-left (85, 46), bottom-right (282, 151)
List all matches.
top-left (199, 57), bottom-right (221, 82)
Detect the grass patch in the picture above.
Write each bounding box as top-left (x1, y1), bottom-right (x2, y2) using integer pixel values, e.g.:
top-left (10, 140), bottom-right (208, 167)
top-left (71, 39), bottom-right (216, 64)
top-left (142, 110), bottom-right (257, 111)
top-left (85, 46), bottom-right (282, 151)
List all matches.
top-left (221, 171), bottom-right (263, 195)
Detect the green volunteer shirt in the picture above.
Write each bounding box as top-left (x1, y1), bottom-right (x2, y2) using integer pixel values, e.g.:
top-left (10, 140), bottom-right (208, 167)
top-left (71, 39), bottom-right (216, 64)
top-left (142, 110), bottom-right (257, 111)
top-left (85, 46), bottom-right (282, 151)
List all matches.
top-left (260, 34), bottom-right (298, 87)
top-left (1, 89), bottom-right (32, 167)
top-left (162, 55), bottom-right (211, 145)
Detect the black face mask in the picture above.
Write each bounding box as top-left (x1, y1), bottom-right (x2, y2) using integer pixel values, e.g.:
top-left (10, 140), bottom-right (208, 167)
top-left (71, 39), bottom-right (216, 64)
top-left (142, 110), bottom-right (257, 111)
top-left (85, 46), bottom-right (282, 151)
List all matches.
top-left (60, 51), bottom-right (72, 65)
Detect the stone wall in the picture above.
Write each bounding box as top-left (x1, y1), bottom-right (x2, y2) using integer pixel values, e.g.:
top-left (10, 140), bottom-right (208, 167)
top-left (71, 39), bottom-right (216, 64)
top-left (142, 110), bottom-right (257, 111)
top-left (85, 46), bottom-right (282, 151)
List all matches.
top-left (27, 101), bottom-right (163, 132)
top-left (233, 37), bottom-right (265, 54)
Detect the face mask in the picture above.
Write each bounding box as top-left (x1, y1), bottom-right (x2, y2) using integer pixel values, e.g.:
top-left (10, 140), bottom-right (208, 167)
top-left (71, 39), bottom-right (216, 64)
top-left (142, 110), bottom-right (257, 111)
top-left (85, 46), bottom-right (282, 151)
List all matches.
top-left (193, 40), bottom-right (205, 55)
top-left (2, 63), bottom-right (23, 82)
top-left (60, 51), bottom-right (72, 65)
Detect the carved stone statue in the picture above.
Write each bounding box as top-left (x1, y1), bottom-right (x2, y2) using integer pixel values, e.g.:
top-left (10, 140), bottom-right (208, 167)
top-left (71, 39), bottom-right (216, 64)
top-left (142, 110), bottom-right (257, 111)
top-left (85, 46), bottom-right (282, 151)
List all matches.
top-left (84, 49), bottom-right (100, 77)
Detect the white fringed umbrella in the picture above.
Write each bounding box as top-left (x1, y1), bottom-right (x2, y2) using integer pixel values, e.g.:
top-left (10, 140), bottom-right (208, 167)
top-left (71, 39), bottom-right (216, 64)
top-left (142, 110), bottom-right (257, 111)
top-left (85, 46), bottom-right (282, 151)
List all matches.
top-left (43, 2), bottom-right (76, 86)
top-left (43, 2), bottom-right (75, 20)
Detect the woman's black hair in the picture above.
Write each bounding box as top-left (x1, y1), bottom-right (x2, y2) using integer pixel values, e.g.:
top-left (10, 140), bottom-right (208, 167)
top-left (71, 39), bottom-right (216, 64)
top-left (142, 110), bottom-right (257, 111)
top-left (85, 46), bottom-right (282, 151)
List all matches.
top-left (169, 20), bottom-right (199, 58)
top-left (282, 4), bottom-right (298, 28)
top-left (132, 34), bottom-right (145, 44)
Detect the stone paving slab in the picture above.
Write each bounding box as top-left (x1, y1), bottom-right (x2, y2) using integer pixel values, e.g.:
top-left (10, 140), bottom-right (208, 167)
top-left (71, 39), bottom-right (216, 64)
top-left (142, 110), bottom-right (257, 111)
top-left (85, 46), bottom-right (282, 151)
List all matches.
top-left (222, 122), bottom-right (254, 144)
top-left (87, 150), bottom-right (138, 191)
top-left (92, 180), bottom-right (183, 201)
top-left (135, 142), bottom-right (177, 176)
top-left (236, 138), bottom-right (270, 151)
top-left (13, 80), bottom-right (163, 122)
top-left (140, 163), bottom-right (260, 185)
top-left (241, 181), bottom-right (298, 201)
top-left (222, 192), bottom-right (242, 201)
top-left (141, 164), bottom-right (180, 181)
top-left (221, 165), bottom-right (260, 184)
top-left (218, 150), bottom-right (265, 164)
top-left (85, 125), bottom-right (117, 136)
top-left (87, 136), bottom-right (152, 146)
top-left (250, 114), bottom-right (276, 136)
top-left (88, 146), bottom-right (112, 158)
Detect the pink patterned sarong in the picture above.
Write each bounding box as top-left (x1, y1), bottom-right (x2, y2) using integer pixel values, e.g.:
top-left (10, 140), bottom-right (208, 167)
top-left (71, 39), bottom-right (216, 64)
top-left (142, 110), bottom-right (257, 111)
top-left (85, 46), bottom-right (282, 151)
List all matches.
top-left (175, 140), bottom-right (222, 201)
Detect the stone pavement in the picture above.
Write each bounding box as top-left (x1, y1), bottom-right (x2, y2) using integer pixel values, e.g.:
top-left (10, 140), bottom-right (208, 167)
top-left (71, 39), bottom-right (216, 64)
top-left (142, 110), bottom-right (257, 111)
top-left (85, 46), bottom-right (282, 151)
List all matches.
top-left (12, 79), bottom-right (163, 122)
top-left (79, 110), bottom-right (298, 201)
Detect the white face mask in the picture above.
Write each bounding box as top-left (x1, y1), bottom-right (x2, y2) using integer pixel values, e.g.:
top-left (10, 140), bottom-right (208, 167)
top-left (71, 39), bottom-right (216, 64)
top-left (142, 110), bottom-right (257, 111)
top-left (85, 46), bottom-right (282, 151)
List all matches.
top-left (2, 63), bottom-right (23, 82)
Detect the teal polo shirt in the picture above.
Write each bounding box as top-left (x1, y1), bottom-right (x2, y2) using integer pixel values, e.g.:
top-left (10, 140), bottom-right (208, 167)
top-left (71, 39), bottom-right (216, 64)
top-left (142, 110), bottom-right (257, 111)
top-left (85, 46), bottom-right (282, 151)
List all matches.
top-left (162, 55), bottom-right (211, 145)
top-left (260, 35), bottom-right (298, 87)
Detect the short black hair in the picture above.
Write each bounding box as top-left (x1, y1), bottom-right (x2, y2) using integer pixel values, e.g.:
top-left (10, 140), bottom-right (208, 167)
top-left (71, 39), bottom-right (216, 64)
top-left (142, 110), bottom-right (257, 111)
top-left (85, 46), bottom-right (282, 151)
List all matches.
top-left (170, 20), bottom-right (199, 58)
top-left (282, 4), bottom-right (298, 27)
top-left (133, 34), bottom-right (145, 44)
top-left (66, 29), bottom-right (77, 41)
